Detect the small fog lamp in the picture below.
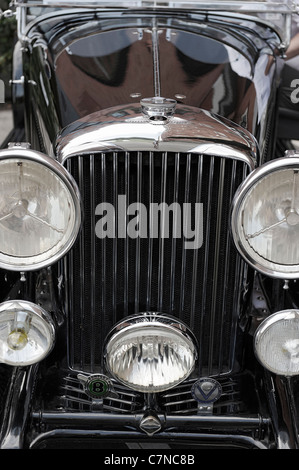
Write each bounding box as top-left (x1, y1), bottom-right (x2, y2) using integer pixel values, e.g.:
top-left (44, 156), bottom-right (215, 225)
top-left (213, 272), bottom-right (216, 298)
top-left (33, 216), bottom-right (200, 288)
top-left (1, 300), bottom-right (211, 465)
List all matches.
top-left (104, 313), bottom-right (197, 393)
top-left (0, 300), bottom-right (55, 366)
top-left (254, 310), bottom-right (299, 376)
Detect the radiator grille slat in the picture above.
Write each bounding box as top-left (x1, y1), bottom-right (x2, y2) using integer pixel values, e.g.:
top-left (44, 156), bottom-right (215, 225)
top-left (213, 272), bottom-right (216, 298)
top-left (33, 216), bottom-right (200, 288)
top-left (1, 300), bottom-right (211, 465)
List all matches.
top-left (190, 154), bottom-right (202, 329)
top-left (64, 151), bottom-right (249, 376)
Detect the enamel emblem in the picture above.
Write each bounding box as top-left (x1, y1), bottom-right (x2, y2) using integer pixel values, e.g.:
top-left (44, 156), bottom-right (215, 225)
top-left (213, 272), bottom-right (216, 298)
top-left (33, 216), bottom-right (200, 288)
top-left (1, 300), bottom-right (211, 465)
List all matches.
top-left (78, 373), bottom-right (112, 399)
top-left (191, 378), bottom-right (222, 404)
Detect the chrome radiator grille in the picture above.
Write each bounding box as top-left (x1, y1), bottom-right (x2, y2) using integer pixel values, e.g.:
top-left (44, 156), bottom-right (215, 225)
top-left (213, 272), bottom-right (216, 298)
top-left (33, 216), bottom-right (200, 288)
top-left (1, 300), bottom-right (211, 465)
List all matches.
top-left (64, 151), bottom-right (249, 376)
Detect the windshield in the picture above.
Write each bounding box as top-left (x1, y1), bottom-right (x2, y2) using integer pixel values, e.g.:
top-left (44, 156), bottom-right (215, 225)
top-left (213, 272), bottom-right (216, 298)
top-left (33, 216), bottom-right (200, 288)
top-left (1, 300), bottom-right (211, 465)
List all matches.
top-left (14, 0), bottom-right (296, 13)
top-left (14, 0), bottom-right (294, 8)
top-left (15, 0), bottom-right (295, 44)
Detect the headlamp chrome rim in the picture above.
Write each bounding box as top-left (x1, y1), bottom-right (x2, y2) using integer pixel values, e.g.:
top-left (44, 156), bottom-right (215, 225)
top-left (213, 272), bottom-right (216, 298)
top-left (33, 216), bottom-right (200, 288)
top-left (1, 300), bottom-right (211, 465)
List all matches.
top-left (0, 148), bottom-right (81, 271)
top-left (104, 312), bottom-right (198, 393)
top-left (231, 156), bottom-right (299, 279)
top-left (254, 309), bottom-right (299, 376)
top-left (0, 299), bottom-right (55, 366)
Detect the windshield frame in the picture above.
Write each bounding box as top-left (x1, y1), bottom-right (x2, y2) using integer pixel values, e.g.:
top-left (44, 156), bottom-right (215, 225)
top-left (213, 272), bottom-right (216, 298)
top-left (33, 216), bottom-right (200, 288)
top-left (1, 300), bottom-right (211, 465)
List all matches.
top-left (13, 0), bottom-right (296, 11)
top-left (14, 0), bottom-right (295, 46)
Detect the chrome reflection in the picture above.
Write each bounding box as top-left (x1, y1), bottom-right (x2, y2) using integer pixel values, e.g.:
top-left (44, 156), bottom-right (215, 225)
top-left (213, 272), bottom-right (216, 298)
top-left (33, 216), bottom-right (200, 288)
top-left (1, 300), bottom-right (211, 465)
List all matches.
top-left (56, 103), bottom-right (257, 170)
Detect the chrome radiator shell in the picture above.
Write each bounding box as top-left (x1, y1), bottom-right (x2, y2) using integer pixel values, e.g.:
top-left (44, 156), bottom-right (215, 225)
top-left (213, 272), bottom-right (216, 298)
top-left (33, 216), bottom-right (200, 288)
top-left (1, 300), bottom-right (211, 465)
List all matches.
top-left (56, 104), bottom-right (256, 376)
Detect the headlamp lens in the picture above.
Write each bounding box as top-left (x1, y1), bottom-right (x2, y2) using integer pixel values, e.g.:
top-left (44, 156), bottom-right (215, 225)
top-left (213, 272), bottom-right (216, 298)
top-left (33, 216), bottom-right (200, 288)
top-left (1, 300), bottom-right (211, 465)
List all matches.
top-left (105, 314), bottom-right (197, 393)
top-left (0, 152), bottom-right (80, 270)
top-left (232, 157), bottom-right (299, 278)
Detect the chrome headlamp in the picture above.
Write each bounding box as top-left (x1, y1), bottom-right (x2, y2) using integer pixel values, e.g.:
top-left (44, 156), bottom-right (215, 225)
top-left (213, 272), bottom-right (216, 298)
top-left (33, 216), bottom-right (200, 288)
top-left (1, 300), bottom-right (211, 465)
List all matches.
top-left (0, 300), bottom-right (55, 366)
top-left (0, 147), bottom-right (81, 271)
top-left (254, 310), bottom-right (299, 376)
top-left (231, 156), bottom-right (299, 278)
top-left (104, 313), bottom-right (197, 393)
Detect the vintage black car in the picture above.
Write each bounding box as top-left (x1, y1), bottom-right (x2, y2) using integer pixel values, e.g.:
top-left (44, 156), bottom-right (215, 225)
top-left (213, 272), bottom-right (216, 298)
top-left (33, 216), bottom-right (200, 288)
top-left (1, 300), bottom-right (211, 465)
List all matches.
top-left (0, 0), bottom-right (299, 450)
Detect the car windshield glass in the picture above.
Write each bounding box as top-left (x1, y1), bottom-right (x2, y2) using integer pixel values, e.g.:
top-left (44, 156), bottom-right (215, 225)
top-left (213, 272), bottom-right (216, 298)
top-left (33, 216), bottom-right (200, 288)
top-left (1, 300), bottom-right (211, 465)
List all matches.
top-left (14, 1), bottom-right (295, 43)
top-left (14, 0), bottom-right (295, 14)
top-left (14, 0), bottom-right (294, 8)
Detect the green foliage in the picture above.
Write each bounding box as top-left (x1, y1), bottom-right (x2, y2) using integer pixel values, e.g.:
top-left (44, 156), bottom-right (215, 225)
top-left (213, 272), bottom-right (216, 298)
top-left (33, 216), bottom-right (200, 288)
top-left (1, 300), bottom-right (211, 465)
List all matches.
top-left (0, 17), bottom-right (16, 67)
top-left (0, 1), bottom-right (17, 101)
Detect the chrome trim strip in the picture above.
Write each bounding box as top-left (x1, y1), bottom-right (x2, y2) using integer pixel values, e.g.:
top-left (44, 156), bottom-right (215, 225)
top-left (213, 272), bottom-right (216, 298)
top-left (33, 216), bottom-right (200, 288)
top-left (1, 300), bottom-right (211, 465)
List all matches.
top-left (101, 152), bottom-right (106, 369)
top-left (179, 152), bottom-right (191, 318)
top-left (147, 151), bottom-right (154, 311)
top-left (190, 154), bottom-right (202, 329)
top-left (208, 158), bottom-right (225, 374)
top-left (219, 158), bottom-right (237, 372)
top-left (158, 152), bottom-right (167, 312)
top-left (90, 154), bottom-right (96, 371)
top-left (78, 155), bottom-right (85, 370)
top-left (199, 156), bottom-right (214, 373)
top-left (135, 151), bottom-right (142, 313)
top-left (170, 151), bottom-right (180, 314)
top-left (65, 158), bottom-right (74, 371)
top-left (124, 151), bottom-right (130, 316)
top-left (113, 151), bottom-right (118, 325)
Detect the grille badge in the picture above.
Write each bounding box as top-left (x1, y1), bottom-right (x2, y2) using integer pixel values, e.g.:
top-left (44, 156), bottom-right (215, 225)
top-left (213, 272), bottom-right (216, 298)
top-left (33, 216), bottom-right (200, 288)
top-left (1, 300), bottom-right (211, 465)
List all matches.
top-left (78, 373), bottom-right (117, 400)
top-left (191, 378), bottom-right (222, 414)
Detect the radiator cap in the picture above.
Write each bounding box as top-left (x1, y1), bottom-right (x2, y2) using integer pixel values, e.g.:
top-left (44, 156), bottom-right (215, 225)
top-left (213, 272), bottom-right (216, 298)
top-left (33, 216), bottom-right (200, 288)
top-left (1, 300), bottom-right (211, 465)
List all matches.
top-left (140, 97), bottom-right (176, 122)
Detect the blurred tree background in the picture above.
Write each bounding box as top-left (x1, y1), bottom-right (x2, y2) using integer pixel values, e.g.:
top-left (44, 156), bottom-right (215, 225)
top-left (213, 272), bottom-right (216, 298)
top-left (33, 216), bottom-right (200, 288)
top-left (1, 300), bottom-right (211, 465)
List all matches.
top-left (0, 0), bottom-right (17, 102)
